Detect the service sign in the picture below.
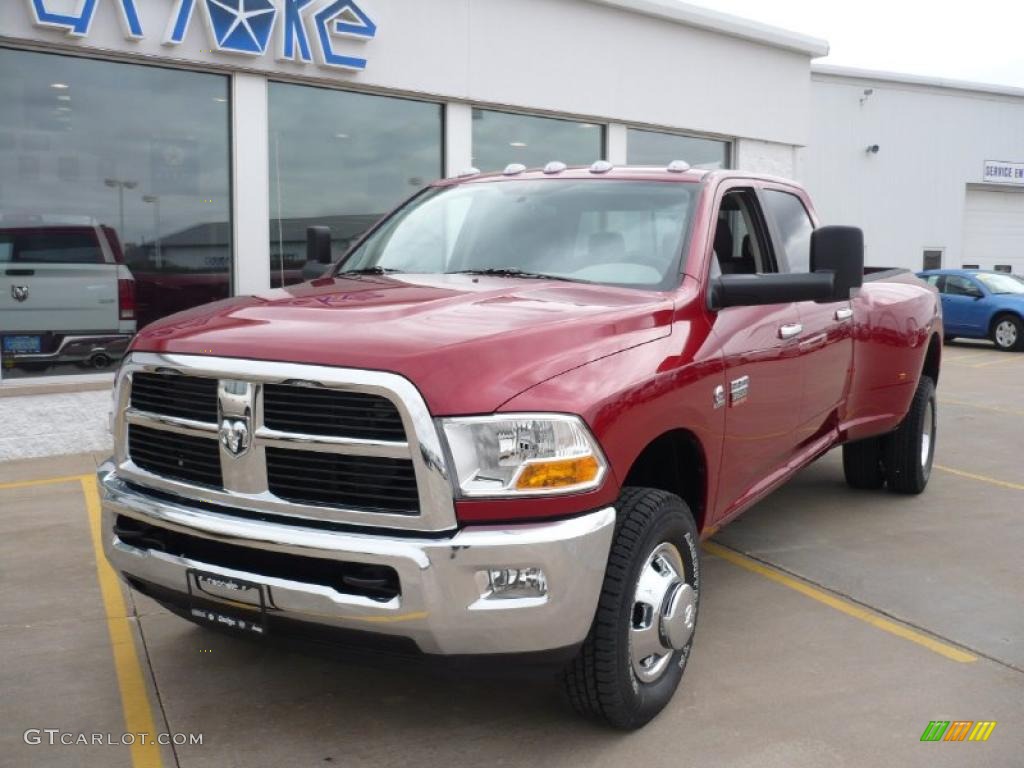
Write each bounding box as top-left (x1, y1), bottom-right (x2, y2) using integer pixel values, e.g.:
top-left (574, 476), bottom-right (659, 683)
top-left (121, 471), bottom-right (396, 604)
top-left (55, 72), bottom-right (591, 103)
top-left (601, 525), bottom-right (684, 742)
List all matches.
top-left (25, 0), bottom-right (376, 71)
top-left (983, 160), bottom-right (1024, 185)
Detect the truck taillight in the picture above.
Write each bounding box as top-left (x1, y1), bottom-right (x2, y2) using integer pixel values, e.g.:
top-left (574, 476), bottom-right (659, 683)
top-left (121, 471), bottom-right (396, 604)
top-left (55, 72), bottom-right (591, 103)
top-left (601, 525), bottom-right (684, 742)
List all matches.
top-left (118, 278), bottom-right (136, 321)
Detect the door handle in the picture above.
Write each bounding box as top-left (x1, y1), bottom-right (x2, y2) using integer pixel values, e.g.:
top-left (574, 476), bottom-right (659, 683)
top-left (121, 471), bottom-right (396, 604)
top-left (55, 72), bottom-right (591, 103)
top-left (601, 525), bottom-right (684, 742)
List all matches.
top-left (835, 307), bottom-right (853, 321)
top-left (778, 323), bottom-right (803, 340)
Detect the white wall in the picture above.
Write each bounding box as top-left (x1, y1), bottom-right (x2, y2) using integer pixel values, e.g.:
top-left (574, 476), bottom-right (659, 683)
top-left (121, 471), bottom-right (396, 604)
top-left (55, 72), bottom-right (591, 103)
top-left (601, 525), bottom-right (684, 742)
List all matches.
top-left (735, 139), bottom-right (797, 177)
top-left (800, 70), bottom-right (1024, 270)
top-left (0, 0), bottom-right (814, 146)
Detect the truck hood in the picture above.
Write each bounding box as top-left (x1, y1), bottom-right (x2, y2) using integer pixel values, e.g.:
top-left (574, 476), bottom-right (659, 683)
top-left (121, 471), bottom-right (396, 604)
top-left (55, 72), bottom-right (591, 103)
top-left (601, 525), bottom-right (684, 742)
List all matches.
top-left (130, 274), bottom-right (674, 414)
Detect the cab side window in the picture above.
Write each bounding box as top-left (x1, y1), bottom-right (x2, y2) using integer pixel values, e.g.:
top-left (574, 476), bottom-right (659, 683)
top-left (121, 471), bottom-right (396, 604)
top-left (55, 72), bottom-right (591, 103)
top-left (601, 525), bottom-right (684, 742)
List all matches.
top-left (762, 190), bottom-right (814, 273)
top-left (712, 190), bottom-right (775, 276)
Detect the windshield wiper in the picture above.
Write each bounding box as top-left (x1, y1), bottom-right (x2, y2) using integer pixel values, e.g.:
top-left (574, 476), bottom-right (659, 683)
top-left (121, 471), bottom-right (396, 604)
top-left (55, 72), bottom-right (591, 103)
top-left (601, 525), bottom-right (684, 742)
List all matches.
top-left (337, 266), bottom-right (405, 275)
top-left (448, 268), bottom-right (577, 282)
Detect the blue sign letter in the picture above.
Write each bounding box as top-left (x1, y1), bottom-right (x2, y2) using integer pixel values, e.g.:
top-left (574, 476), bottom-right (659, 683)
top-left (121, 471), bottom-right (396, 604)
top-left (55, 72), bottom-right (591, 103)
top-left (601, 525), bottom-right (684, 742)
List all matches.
top-left (116, 0), bottom-right (144, 39)
top-left (313, 0), bottom-right (376, 71)
top-left (163, 0), bottom-right (197, 45)
top-left (278, 0), bottom-right (317, 62)
top-left (28, 0), bottom-right (142, 39)
top-left (27, 0), bottom-right (99, 36)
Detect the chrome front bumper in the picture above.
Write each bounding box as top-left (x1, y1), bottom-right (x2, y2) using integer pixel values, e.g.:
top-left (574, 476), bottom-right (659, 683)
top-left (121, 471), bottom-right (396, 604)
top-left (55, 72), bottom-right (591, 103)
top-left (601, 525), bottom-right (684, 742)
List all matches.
top-left (98, 464), bottom-right (615, 655)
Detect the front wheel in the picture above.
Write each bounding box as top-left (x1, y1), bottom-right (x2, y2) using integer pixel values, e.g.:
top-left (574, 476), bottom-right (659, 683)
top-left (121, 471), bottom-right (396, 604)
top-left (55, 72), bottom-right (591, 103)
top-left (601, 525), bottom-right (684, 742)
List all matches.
top-left (563, 488), bottom-right (700, 730)
top-left (883, 376), bottom-right (937, 494)
top-left (992, 314), bottom-right (1023, 352)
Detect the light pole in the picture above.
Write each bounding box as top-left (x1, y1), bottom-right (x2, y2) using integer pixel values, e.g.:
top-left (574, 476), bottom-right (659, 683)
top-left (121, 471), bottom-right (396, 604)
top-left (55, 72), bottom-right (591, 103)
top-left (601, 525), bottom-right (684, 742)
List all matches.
top-left (104, 178), bottom-right (137, 240)
top-left (142, 194), bottom-right (162, 269)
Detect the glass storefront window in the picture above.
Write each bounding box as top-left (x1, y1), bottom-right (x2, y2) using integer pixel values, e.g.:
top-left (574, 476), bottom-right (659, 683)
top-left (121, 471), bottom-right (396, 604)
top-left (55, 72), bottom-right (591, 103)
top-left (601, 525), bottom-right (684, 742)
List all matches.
top-left (472, 109), bottom-right (604, 172)
top-left (627, 128), bottom-right (730, 169)
top-left (268, 83), bottom-right (443, 288)
top-left (0, 48), bottom-right (231, 378)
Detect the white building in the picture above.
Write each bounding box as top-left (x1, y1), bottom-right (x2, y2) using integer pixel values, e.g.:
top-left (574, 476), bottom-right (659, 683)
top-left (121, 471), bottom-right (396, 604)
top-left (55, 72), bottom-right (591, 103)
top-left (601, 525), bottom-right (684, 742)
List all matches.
top-left (2, 0), bottom-right (1023, 386)
top-left (0, 0), bottom-right (824, 303)
top-left (802, 64), bottom-right (1024, 274)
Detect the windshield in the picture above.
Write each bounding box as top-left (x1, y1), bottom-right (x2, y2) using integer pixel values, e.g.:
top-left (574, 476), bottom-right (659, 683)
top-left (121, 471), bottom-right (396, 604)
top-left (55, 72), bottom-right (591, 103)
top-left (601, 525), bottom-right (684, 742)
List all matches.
top-left (338, 179), bottom-right (697, 290)
top-left (975, 272), bottom-right (1024, 295)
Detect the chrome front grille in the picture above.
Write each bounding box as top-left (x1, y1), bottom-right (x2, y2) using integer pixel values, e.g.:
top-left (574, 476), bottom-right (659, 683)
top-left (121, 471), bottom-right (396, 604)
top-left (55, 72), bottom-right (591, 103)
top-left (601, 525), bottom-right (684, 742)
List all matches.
top-left (128, 424), bottom-right (223, 489)
top-left (262, 384), bottom-right (406, 441)
top-left (265, 447), bottom-right (418, 513)
top-left (130, 372), bottom-right (219, 422)
top-left (113, 353), bottom-right (457, 532)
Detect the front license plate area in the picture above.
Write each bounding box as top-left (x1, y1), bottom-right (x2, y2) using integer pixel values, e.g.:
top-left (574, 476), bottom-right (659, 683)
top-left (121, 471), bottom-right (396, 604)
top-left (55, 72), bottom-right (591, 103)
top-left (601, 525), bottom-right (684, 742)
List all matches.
top-left (3, 335), bottom-right (42, 354)
top-left (186, 569), bottom-right (267, 636)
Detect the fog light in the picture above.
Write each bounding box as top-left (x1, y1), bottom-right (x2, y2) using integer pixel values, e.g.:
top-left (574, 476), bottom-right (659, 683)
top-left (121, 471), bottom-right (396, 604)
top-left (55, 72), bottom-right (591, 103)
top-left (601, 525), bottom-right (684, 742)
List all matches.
top-left (482, 567), bottom-right (548, 599)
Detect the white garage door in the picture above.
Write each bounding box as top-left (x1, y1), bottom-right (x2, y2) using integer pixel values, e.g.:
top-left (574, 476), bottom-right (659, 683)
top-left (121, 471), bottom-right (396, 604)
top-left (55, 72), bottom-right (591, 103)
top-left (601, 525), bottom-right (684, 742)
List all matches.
top-left (963, 187), bottom-right (1024, 273)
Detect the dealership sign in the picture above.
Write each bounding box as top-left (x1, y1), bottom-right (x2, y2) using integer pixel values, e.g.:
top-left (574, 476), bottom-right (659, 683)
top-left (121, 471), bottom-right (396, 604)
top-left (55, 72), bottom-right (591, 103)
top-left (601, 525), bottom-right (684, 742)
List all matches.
top-left (26, 0), bottom-right (377, 70)
top-left (983, 160), bottom-right (1024, 185)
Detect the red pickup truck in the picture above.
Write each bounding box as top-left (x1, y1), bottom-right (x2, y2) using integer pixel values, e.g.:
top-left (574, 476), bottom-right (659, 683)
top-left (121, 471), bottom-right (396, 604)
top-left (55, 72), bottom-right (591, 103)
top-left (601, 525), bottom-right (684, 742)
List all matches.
top-left (98, 164), bottom-right (942, 729)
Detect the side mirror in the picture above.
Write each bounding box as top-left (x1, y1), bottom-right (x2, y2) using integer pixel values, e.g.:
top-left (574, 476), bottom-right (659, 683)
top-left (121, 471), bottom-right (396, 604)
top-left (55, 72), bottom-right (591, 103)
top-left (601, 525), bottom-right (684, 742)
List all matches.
top-left (710, 272), bottom-right (835, 309)
top-left (811, 225), bottom-right (864, 302)
top-left (306, 226), bottom-right (332, 265)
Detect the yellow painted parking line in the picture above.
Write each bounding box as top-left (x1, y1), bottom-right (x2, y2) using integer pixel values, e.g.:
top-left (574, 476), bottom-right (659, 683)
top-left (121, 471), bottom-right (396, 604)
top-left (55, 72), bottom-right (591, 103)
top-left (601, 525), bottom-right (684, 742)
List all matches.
top-left (971, 356), bottom-right (1024, 368)
top-left (939, 398), bottom-right (1024, 418)
top-left (1, 473), bottom-right (163, 766)
top-left (934, 464), bottom-right (1024, 492)
top-left (0, 473), bottom-right (94, 491)
top-left (81, 475), bottom-right (164, 768)
top-left (942, 351), bottom-right (994, 363)
top-left (703, 541), bottom-right (977, 664)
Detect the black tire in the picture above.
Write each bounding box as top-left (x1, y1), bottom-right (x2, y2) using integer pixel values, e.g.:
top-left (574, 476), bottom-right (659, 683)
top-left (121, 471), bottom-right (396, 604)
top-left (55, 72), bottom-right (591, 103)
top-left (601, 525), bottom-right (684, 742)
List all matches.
top-left (991, 314), bottom-right (1024, 352)
top-left (883, 376), bottom-right (937, 494)
top-left (563, 487), bottom-right (700, 730)
top-left (842, 438), bottom-right (886, 489)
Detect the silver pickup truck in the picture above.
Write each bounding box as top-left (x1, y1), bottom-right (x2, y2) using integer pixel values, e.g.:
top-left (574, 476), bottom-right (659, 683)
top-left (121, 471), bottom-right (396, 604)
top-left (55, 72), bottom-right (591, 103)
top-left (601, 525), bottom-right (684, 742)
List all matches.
top-left (0, 217), bottom-right (136, 373)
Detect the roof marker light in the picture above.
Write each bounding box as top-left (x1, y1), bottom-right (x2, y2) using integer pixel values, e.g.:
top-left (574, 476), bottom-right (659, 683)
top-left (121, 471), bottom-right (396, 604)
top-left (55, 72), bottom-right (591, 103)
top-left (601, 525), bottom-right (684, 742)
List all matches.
top-left (589, 160), bottom-right (613, 174)
top-left (503, 163), bottom-right (527, 176)
top-left (543, 161), bottom-right (567, 174)
top-left (666, 160), bottom-right (691, 173)
top-left (455, 167), bottom-right (480, 178)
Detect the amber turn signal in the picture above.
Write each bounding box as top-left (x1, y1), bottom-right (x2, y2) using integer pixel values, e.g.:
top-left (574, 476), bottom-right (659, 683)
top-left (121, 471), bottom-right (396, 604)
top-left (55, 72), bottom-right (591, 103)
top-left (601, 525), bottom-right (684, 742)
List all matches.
top-left (515, 455), bottom-right (601, 490)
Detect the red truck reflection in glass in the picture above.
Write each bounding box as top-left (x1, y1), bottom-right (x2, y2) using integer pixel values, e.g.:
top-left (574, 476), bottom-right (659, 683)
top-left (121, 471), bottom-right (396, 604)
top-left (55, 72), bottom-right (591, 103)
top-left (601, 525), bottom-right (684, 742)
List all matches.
top-left (98, 166), bottom-right (942, 729)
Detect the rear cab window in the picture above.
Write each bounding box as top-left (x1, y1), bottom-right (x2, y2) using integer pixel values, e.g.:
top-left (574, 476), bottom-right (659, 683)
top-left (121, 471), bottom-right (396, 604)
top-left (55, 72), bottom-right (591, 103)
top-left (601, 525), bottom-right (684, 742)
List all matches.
top-left (0, 228), bottom-right (105, 264)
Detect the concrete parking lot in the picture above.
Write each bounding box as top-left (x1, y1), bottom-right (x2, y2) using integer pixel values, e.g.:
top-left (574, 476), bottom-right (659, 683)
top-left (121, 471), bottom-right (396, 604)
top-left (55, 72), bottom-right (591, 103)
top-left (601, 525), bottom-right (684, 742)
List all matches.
top-left (2, 340), bottom-right (1022, 768)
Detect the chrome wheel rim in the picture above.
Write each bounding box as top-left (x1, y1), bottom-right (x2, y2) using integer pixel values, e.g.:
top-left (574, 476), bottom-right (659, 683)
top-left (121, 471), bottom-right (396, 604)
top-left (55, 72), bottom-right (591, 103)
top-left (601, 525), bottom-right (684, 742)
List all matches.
top-left (629, 543), bottom-right (695, 683)
top-left (921, 398), bottom-right (935, 470)
top-left (995, 320), bottom-right (1017, 349)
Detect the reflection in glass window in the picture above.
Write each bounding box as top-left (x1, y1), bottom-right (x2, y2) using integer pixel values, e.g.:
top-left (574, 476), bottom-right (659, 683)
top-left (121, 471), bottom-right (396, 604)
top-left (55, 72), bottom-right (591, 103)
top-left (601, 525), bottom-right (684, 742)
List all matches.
top-left (627, 128), bottom-right (729, 169)
top-left (762, 190), bottom-right (814, 273)
top-left (0, 48), bottom-right (231, 378)
top-left (472, 109), bottom-right (604, 172)
top-left (268, 83), bottom-right (443, 288)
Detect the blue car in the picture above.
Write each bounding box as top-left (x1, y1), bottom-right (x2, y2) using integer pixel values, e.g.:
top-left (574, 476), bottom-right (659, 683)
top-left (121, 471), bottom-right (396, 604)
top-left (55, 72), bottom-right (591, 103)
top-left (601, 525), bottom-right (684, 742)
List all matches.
top-left (917, 269), bottom-right (1024, 351)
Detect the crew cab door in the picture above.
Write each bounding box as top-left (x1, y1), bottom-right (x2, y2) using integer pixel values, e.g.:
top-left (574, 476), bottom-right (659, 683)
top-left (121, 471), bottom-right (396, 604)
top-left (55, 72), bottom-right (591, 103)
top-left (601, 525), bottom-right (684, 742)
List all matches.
top-left (706, 185), bottom-right (804, 520)
top-left (760, 187), bottom-right (854, 434)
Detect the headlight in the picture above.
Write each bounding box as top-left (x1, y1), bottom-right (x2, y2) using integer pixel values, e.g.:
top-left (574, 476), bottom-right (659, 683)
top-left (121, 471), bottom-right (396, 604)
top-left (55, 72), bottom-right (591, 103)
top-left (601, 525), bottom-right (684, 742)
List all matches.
top-left (440, 414), bottom-right (607, 497)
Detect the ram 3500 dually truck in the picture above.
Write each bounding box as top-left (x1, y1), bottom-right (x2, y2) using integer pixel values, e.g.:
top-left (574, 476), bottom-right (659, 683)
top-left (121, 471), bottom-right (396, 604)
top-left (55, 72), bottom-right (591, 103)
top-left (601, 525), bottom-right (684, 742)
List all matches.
top-left (98, 164), bottom-right (942, 729)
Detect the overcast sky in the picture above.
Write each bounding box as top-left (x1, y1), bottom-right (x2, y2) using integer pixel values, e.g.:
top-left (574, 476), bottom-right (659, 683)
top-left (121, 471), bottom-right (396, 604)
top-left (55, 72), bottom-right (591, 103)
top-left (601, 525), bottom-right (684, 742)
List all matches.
top-left (689, 0), bottom-right (1024, 88)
